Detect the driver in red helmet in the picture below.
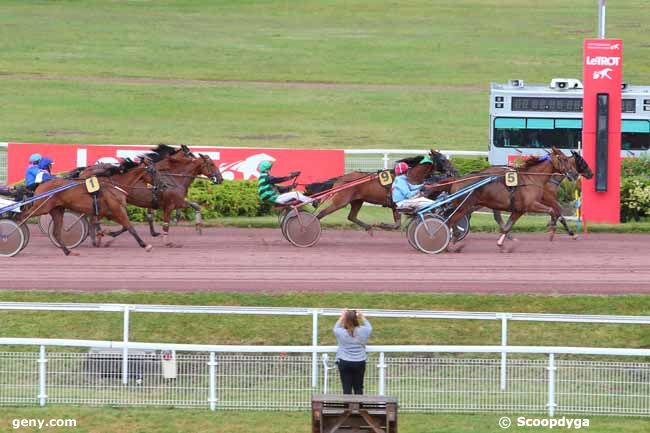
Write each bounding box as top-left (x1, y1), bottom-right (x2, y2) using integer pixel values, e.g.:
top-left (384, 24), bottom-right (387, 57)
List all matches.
top-left (391, 161), bottom-right (434, 210)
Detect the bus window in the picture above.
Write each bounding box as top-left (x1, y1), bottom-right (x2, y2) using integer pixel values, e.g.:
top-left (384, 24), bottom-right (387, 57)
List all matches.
top-left (622, 120), bottom-right (650, 150)
top-left (493, 117), bottom-right (580, 149)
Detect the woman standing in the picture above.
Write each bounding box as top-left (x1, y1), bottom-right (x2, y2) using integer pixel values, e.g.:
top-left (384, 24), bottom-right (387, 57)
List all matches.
top-left (333, 309), bottom-right (373, 395)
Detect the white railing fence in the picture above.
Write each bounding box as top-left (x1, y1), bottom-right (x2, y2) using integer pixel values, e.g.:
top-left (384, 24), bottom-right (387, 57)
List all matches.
top-left (0, 143), bottom-right (7, 184)
top-left (2, 302), bottom-right (649, 394)
top-left (0, 339), bottom-right (649, 416)
top-left (343, 149), bottom-right (487, 172)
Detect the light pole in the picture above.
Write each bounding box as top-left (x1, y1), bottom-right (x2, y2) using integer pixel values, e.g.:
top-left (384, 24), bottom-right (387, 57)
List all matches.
top-left (598, 0), bottom-right (606, 38)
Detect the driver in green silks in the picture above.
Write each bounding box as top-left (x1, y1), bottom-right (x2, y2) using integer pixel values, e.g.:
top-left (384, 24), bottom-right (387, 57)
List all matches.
top-left (257, 161), bottom-right (311, 204)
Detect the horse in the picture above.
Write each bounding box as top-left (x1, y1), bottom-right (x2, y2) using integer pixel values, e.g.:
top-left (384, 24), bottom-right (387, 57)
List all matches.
top-left (19, 158), bottom-right (157, 256)
top-left (427, 147), bottom-right (579, 251)
top-left (304, 150), bottom-right (458, 232)
top-left (105, 144), bottom-right (223, 246)
top-left (492, 150), bottom-right (594, 241)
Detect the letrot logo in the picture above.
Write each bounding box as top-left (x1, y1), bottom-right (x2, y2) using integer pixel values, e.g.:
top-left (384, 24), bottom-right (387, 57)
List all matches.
top-left (610, 43), bottom-right (621, 50)
top-left (219, 153), bottom-right (276, 180)
top-left (592, 68), bottom-right (613, 80)
top-left (585, 56), bottom-right (620, 66)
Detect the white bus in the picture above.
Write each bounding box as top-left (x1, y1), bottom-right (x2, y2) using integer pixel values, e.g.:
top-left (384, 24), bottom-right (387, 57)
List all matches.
top-left (488, 78), bottom-right (650, 165)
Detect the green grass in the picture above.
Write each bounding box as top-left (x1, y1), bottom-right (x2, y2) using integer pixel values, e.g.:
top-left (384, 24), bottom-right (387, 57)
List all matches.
top-left (0, 407), bottom-right (647, 433)
top-left (210, 205), bottom-right (650, 232)
top-left (1, 291), bottom-right (649, 353)
top-left (1, 0), bottom-right (650, 147)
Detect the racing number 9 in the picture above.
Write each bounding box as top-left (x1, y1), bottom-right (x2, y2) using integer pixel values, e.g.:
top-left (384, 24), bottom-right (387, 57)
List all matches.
top-left (379, 170), bottom-right (393, 186)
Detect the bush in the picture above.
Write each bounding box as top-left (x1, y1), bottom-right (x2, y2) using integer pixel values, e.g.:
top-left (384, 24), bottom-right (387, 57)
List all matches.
top-left (620, 176), bottom-right (650, 222)
top-left (450, 157), bottom-right (491, 176)
top-left (621, 155), bottom-right (650, 178)
top-left (126, 180), bottom-right (272, 222)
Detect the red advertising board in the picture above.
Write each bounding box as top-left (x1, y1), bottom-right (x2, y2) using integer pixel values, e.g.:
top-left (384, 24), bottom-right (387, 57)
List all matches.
top-left (7, 143), bottom-right (345, 186)
top-left (582, 38), bottom-right (622, 224)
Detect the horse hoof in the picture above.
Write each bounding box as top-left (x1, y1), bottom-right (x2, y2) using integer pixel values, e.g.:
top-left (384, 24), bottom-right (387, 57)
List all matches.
top-left (144, 244), bottom-right (153, 252)
top-left (151, 232), bottom-right (161, 237)
top-left (453, 243), bottom-right (465, 253)
top-left (68, 251), bottom-right (80, 257)
top-left (572, 235), bottom-right (580, 240)
top-left (103, 240), bottom-right (114, 248)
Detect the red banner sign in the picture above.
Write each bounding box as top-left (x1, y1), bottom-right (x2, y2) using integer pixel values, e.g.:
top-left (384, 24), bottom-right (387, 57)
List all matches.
top-left (7, 143), bottom-right (345, 186)
top-left (582, 38), bottom-right (622, 224)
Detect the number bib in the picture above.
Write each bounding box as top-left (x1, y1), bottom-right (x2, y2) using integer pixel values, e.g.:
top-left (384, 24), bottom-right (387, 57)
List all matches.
top-left (85, 176), bottom-right (101, 193)
top-left (378, 170), bottom-right (394, 186)
top-left (505, 171), bottom-right (518, 187)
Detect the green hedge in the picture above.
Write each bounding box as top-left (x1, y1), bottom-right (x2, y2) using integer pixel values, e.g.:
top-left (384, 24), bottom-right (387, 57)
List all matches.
top-left (449, 156), bottom-right (490, 176)
top-left (127, 180), bottom-right (272, 222)
top-left (620, 156), bottom-right (650, 222)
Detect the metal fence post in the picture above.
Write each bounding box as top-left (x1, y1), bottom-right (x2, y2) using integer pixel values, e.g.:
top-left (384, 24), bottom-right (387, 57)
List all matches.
top-left (208, 352), bottom-right (217, 411)
top-left (382, 153), bottom-right (390, 169)
top-left (322, 354), bottom-right (330, 394)
top-left (500, 314), bottom-right (508, 391)
top-left (122, 305), bottom-right (130, 385)
top-left (311, 309), bottom-right (319, 388)
top-left (378, 352), bottom-right (386, 396)
top-left (37, 345), bottom-right (47, 407)
top-left (547, 353), bottom-right (557, 417)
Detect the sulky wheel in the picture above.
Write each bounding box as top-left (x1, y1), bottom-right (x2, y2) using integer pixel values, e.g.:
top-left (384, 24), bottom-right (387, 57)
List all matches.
top-left (280, 208), bottom-right (298, 240)
top-left (38, 214), bottom-right (51, 235)
top-left (414, 217), bottom-right (451, 254)
top-left (0, 219), bottom-right (26, 257)
top-left (283, 211), bottom-right (322, 248)
top-left (406, 213), bottom-right (440, 251)
top-left (18, 223), bottom-right (30, 252)
top-left (47, 211), bottom-right (88, 249)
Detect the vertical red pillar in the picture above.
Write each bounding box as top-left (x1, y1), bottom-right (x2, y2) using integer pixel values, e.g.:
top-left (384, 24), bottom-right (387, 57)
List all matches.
top-left (582, 39), bottom-right (622, 224)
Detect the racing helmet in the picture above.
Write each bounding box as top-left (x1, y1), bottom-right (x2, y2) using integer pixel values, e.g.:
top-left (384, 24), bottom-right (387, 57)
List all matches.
top-left (38, 157), bottom-right (53, 170)
top-left (394, 162), bottom-right (409, 175)
top-left (258, 160), bottom-right (273, 172)
top-left (29, 153), bottom-right (42, 164)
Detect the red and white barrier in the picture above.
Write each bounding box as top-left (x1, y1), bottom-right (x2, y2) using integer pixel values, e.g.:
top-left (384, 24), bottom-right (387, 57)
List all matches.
top-left (6, 143), bottom-right (344, 185)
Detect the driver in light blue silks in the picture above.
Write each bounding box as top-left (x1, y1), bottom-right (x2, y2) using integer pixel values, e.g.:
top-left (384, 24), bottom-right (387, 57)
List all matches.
top-left (391, 161), bottom-right (435, 210)
top-left (25, 153), bottom-right (42, 190)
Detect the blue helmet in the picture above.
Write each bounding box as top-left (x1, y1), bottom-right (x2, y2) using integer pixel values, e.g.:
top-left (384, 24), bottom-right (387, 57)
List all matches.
top-left (38, 157), bottom-right (53, 170)
top-left (29, 153), bottom-right (42, 163)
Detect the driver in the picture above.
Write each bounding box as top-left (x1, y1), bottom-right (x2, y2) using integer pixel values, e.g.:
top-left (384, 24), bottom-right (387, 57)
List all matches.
top-left (257, 161), bottom-right (311, 205)
top-left (25, 153), bottom-right (42, 190)
top-left (33, 157), bottom-right (56, 187)
top-left (391, 161), bottom-right (435, 210)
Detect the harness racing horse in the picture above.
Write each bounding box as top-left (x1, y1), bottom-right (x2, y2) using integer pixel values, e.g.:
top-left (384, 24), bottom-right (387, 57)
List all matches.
top-left (305, 150), bottom-right (458, 233)
top-left (492, 151), bottom-right (594, 241)
top-left (105, 144), bottom-right (223, 247)
top-left (428, 147), bottom-right (578, 251)
top-left (19, 159), bottom-right (157, 256)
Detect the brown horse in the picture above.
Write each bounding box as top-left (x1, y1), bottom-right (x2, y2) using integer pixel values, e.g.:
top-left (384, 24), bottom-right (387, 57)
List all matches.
top-left (305, 150), bottom-right (458, 232)
top-left (428, 147), bottom-right (578, 250)
top-left (105, 144), bottom-right (223, 246)
top-left (493, 150), bottom-right (594, 241)
top-left (20, 159), bottom-right (156, 256)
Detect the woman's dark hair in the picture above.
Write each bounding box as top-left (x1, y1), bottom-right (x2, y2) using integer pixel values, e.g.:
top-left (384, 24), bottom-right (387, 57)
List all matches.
top-left (342, 310), bottom-right (360, 336)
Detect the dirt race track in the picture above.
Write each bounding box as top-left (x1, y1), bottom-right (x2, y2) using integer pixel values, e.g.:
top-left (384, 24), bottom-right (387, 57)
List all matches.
top-left (2, 225), bottom-right (649, 293)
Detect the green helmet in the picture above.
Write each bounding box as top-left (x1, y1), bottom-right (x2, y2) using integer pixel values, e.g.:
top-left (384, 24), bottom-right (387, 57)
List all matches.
top-left (258, 161), bottom-right (273, 172)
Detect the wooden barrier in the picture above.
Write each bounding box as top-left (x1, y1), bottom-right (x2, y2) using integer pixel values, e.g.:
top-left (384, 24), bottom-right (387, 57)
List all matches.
top-left (312, 394), bottom-right (398, 433)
